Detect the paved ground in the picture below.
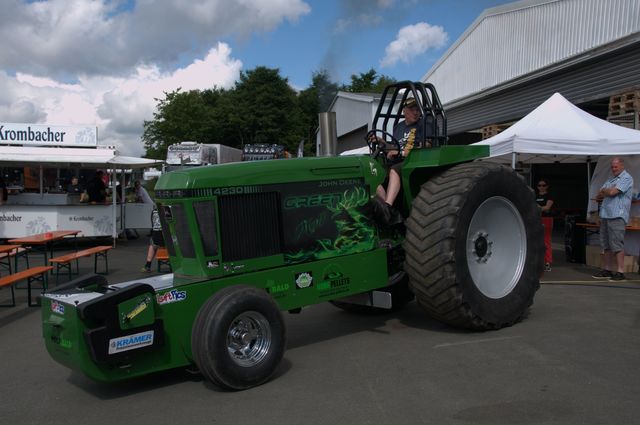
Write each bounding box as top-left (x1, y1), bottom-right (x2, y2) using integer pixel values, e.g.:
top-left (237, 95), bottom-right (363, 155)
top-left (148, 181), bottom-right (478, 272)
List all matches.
top-left (1, 235), bottom-right (639, 425)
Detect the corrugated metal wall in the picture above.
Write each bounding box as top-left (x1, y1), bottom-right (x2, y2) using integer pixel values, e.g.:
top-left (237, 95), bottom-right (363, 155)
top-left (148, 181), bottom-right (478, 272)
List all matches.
top-left (423, 0), bottom-right (640, 104)
top-left (446, 41), bottom-right (640, 134)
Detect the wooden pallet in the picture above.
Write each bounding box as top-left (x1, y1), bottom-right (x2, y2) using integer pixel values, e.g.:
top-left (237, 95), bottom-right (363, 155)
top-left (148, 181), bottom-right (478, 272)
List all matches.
top-left (607, 112), bottom-right (639, 129)
top-left (608, 89), bottom-right (640, 116)
top-left (481, 124), bottom-right (510, 140)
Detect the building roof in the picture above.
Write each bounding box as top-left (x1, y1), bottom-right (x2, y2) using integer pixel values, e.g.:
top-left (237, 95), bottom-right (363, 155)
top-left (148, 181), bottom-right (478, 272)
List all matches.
top-left (422, 0), bottom-right (640, 105)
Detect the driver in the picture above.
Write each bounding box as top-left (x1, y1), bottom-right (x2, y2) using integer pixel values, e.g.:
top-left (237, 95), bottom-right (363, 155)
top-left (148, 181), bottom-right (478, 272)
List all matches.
top-left (371, 96), bottom-right (431, 225)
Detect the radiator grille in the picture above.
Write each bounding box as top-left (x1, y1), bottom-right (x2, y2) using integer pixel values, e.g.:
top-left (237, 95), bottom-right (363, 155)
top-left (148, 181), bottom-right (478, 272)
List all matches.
top-left (218, 193), bottom-right (282, 262)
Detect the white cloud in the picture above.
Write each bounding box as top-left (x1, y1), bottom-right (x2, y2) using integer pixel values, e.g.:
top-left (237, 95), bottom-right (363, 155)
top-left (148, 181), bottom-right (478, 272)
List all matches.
top-left (0, 0), bottom-right (309, 156)
top-left (0, 0), bottom-right (310, 77)
top-left (380, 22), bottom-right (448, 67)
top-left (0, 43), bottom-right (242, 156)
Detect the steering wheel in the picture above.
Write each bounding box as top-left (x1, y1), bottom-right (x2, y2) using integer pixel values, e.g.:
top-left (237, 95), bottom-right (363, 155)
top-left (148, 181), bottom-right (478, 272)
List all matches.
top-left (365, 129), bottom-right (402, 162)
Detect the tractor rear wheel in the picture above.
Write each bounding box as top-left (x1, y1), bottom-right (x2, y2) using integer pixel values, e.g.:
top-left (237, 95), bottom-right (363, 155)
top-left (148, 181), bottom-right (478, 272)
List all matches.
top-left (191, 285), bottom-right (286, 390)
top-left (404, 162), bottom-right (543, 330)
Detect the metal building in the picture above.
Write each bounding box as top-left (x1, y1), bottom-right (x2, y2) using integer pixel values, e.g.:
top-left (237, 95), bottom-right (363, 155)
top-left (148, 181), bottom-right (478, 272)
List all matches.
top-left (316, 92), bottom-right (381, 154)
top-left (424, 0), bottom-right (640, 141)
top-left (319, 0), bottom-right (640, 154)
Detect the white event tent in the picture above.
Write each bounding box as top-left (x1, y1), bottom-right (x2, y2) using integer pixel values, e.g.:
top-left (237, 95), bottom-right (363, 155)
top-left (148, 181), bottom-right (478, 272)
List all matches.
top-left (474, 93), bottom-right (640, 255)
top-left (473, 92), bottom-right (640, 166)
top-left (0, 145), bottom-right (162, 243)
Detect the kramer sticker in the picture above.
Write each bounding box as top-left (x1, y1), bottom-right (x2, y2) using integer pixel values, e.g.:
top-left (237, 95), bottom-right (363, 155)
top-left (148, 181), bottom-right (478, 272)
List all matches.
top-left (108, 330), bottom-right (154, 354)
top-left (51, 300), bottom-right (65, 315)
top-left (156, 289), bottom-right (187, 305)
top-left (295, 272), bottom-right (313, 289)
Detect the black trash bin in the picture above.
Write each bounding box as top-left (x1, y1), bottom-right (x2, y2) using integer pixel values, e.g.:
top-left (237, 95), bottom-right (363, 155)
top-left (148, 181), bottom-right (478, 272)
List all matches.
top-left (565, 214), bottom-right (586, 263)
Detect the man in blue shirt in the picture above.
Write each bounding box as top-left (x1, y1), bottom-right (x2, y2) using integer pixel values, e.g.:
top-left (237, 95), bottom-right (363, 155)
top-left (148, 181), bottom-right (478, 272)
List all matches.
top-left (592, 157), bottom-right (634, 281)
top-left (372, 97), bottom-right (432, 225)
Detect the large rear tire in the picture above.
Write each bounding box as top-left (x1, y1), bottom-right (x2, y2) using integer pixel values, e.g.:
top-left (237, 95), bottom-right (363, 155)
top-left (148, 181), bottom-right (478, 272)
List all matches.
top-left (404, 162), bottom-right (543, 330)
top-left (191, 285), bottom-right (286, 390)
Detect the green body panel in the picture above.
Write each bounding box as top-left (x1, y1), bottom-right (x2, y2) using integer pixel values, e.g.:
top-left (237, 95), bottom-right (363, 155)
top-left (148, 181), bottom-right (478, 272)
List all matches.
top-left (42, 249), bottom-right (387, 381)
top-left (400, 145), bottom-right (489, 209)
top-left (41, 147), bottom-right (488, 382)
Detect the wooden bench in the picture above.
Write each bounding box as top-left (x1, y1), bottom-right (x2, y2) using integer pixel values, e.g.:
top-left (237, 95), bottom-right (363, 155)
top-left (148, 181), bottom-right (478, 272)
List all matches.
top-left (49, 246), bottom-right (112, 284)
top-left (0, 266), bottom-right (54, 307)
top-left (0, 247), bottom-right (30, 274)
top-left (156, 248), bottom-right (171, 272)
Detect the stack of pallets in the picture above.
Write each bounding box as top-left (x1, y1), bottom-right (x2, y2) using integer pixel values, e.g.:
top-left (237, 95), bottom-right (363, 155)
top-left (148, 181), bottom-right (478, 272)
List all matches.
top-left (608, 89), bottom-right (640, 117)
top-left (481, 124), bottom-right (510, 140)
top-left (607, 89), bottom-right (640, 130)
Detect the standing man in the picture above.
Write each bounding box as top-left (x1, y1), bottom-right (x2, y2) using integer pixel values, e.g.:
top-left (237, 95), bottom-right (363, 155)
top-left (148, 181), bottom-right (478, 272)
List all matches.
top-left (592, 157), bottom-right (634, 281)
top-left (66, 176), bottom-right (83, 194)
top-left (134, 180), bottom-right (153, 204)
top-left (86, 170), bottom-right (107, 203)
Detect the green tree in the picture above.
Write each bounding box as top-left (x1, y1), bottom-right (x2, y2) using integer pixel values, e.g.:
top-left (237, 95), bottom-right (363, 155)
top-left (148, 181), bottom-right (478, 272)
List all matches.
top-left (142, 89), bottom-right (211, 159)
top-left (311, 69), bottom-right (339, 112)
top-left (342, 68), bottom-right (396, 93)
top-left (232, 66), bottom-right (303, 152)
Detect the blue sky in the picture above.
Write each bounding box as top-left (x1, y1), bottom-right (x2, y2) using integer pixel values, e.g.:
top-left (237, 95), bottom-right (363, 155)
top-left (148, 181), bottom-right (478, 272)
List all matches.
top-left (229, 0), bottom-right (513, 88)
top-left (0, 0), bottom-right (514, 155)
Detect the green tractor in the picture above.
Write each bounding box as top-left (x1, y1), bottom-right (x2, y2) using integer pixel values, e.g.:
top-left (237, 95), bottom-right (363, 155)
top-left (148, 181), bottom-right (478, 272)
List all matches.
top-left (41, 82), bottom-right (543, 390)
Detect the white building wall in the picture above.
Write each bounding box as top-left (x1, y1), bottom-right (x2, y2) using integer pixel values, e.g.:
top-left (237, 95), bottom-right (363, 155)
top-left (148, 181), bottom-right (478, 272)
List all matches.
top-left (422, 0), bottom-right (640, 104)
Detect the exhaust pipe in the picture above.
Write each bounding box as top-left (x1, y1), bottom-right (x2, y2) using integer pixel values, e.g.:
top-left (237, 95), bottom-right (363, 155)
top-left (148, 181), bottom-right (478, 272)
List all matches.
top-left (318, 112), bottom-right (337, 156)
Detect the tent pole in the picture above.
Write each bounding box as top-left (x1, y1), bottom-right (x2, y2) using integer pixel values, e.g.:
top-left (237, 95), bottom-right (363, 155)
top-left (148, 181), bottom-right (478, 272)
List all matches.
top-left (39, 164), bottom-right (44, 198)
top-left (112, 170), bottom-right (117, 248)
top-left (511, 152), bottom-right (516, 169)
top-left (121, 172), bottom-right (126, 242)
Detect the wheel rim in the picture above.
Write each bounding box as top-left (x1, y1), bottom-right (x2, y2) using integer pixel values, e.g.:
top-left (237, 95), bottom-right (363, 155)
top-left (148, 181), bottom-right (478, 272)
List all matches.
top-left (226, 311), bottom-right (272, 367)
top-left (466, 196), bottom-right (527, 299)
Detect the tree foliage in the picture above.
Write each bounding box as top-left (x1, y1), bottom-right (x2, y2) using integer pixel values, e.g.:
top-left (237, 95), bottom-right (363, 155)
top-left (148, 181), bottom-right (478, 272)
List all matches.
top-left (342, 68), bottom-right (396, 94)
top-left (142, 66), bottom-right (387, 158)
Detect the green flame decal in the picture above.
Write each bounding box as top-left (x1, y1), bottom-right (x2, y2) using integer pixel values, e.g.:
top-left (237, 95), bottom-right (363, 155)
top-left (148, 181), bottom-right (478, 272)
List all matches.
top-left (285, 186), bottom-right (375, 263)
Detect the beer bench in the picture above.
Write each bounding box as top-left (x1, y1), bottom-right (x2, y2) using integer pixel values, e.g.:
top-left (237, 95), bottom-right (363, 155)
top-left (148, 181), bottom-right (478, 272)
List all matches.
top-left (0, 247), bottom-right (30, 274)
top-left (49, 246), bottom-right (112, 284)
top-left (156, 248), bottom-right (171, 272)
top-left (0, 266), bottom-right (54, 307)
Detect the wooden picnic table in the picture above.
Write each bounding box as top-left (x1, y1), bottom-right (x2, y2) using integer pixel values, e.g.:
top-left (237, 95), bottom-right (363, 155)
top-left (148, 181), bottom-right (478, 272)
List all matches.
top-left (9, 230), bottom-right (81, 266)
top-left (0, 244), bottom-right (22, 275)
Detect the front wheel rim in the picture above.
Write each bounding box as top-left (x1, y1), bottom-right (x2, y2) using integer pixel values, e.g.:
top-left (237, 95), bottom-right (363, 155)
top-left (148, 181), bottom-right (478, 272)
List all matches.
top-left (226, 311), bottom-right (272, 367)
top-left (466, 196), bottom-right (527, 299)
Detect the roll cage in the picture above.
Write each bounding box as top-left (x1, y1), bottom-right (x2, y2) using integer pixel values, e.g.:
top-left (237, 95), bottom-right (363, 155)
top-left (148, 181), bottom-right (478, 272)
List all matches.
top-left (371, 81), bottom-right (447, 148)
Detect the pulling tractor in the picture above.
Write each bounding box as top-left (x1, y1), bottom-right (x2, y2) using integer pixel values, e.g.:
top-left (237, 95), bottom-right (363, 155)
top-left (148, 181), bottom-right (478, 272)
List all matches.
top-left (41, 82), bottom-right (543, 390)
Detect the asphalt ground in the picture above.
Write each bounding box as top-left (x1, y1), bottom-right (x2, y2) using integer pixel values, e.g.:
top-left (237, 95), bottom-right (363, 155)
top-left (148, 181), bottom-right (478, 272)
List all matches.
top-left (1, 234), bottom-right (639, 425)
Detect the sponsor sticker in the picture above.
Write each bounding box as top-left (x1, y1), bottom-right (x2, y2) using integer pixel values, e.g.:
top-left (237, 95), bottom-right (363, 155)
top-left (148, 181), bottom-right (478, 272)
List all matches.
top-left (156, 289), bottom-right (187, 305)
top-left (51, 300), bottom-right (65, 315)
top-left (124, 297), bottom-right (151, 322)
top-left (108, 330), bottom-right (154, 354)
top-left (295, 272), bottom-right (313, 289)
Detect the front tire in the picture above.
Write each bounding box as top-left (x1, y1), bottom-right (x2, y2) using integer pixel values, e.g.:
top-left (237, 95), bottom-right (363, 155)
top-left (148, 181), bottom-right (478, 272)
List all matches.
top-left (191, 285), bottom-right (286, 390)
top-left (404, 162), bottom-right (543, 330)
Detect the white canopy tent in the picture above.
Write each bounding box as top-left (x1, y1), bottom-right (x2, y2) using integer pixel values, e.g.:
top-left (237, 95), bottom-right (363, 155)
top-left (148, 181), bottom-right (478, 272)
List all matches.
top-left (0, 146), bottom-right (160, 168)
top-left (474, 92), bottom-right (640, 166)
top-left (474, 93), bottom-right (640, 255)
top-left (0, 145), bottom-right (162, 243)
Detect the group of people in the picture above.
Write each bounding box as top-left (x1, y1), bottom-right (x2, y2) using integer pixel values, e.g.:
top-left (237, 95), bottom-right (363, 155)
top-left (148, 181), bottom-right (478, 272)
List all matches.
top-left (67, 172), bottom-right (162, 272)
top-left (65, 172), bottom-right (153, 205)
top-left (537, 157), bottom-right (634, 281)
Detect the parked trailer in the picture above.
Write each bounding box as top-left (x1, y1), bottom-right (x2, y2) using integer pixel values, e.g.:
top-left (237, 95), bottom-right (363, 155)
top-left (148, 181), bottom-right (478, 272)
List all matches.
top-left (165, 142), bottom-right (241, 171)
